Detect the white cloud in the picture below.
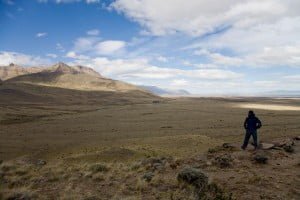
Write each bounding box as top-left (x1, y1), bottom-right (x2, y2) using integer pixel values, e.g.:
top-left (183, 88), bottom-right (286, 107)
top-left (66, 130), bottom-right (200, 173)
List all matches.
top-left (95, 40), bottom-right (126, 55)
top-left (86, 29), bottom-right (100, 36)
top-left (36, 32), bottom-right (47, 38)
top-left (66, 51), bottom-right (76, 58)
top-left (193, 43), bottom-right (300, 68)
top-left (65, 51), bottom-right (90, 59)
top-left (70, 56), bottom-right (242, 81)
top-left (0, 51), bottom-right (51, 66)
top-left (110, 0), bottom-right (300, 36)
top-left (194, 49), bottom-right (243, 67)
top-left (171, 79), bottom-right (188, 87)
top-left (71, 37), bottom-right (126, 56)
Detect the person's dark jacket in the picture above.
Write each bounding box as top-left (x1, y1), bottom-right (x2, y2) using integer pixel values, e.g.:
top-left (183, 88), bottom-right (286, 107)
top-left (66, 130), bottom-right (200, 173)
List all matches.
top-left (244, 115), bottom-right (262, 131)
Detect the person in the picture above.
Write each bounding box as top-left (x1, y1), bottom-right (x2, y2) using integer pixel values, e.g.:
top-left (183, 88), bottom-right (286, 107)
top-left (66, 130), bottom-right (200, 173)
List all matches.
top-left (241, 110), bottom-right (262, 150)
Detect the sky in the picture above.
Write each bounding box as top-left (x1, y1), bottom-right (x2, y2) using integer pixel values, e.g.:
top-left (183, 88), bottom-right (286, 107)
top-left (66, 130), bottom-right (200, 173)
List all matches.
top-left (0, 0), bottom-right (299, 95)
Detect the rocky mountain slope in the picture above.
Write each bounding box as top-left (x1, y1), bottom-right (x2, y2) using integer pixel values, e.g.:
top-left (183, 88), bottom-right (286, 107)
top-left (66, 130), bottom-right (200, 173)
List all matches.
top-left (4, 62), bottom-right (144, 92)
top-left (0, 63), bottom-right (43, 81)
top-left (0, 63), bottom-right (157, 105)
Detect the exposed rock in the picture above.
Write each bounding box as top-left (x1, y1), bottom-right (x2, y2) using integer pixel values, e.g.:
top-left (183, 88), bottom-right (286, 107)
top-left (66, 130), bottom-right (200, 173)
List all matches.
top-left (274, 138), bottom-right (294, 147)
top-left (254, 153), bottom-right (268, 164)
top-left (260, 143), bottom-right (275, 150)
top-left (177, 167), bottom-right (208, 192)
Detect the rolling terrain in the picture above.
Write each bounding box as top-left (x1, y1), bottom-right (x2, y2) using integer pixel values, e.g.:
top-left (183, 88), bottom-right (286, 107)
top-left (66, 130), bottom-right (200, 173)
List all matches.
top-left (0, 63), bottom-right (299, 199)
top-left (0, 63), bottom-right (157, 105)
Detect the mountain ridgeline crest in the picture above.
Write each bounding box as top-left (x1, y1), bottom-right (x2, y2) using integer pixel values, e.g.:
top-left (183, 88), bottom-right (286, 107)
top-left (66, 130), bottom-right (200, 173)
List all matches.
top-left (0, 62), bottom-right (145, 92)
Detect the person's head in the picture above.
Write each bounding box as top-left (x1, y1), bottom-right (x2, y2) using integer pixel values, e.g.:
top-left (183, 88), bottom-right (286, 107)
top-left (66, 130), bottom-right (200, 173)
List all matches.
top-left (248, 110), bottom-right (255, 117)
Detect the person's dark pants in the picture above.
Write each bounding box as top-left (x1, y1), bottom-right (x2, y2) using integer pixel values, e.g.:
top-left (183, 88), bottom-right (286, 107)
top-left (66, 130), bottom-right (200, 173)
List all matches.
top-left (242, 130), bottom-right (258, 149)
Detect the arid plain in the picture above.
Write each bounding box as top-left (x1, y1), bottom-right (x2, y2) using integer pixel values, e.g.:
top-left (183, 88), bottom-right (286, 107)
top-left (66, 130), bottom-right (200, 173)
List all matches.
top-left (0, 64), bottom-right (299, 199)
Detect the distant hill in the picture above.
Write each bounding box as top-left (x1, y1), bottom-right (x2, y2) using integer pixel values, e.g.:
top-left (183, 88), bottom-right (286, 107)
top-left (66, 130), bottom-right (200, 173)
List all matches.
top-left (141, 85), bottom-right (190, 96)
top-left (257, 90), bottom-right (300, 98)
top-left (5, 62), bottom-right (146, 92)
top-left (0, 63), bottom-right (158, 105)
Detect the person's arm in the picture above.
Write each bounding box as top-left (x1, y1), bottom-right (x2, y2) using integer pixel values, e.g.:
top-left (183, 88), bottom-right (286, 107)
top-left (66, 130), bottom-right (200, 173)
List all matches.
top-left (256, 118), bottom-right (262, 129)
top-left (244, 118), bottom-right (248, 129)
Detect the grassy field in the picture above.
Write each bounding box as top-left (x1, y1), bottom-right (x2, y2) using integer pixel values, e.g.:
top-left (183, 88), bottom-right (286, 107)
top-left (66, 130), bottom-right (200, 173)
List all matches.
top-left (0, 97), bottom-right (299, 199)
top-left (1, 97), bottom-right (299, 161)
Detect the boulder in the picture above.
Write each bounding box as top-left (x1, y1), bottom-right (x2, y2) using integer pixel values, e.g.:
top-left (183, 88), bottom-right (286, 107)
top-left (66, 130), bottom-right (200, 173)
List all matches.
top-left (260, 143), bottom-right (275, 150)
top-left (275, 138), bottom-right (294, 147)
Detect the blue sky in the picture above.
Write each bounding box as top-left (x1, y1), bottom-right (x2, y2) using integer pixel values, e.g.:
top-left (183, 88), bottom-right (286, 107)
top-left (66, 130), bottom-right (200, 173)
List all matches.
top-left (0, 0), bottom-right (300, 95)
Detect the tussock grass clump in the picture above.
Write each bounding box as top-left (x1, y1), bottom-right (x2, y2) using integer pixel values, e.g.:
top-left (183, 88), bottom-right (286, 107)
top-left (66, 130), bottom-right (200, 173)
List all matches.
top-left (206, 182), bottom-right (233, 200)
top-left (89, 163), bottom-right (109, 173)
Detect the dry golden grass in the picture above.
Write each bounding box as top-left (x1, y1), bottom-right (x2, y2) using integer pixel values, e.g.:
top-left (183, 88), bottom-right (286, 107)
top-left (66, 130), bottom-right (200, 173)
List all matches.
top-left (0, 94), bottom-right (300, 199)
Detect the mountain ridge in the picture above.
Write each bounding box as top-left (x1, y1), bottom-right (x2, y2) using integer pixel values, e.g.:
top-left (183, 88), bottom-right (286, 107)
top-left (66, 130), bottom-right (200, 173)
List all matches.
top-left (2, 62), bottom-right (146, 92)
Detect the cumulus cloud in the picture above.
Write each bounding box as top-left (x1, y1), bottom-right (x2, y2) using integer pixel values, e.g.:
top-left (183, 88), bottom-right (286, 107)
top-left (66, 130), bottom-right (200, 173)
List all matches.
top-left (70, 56), bottom-right (242, 80)
top-left (65, 51), bottom-right (90, 59)
top-left (110, 0), bottom-right (300, 36)
top-left (0, 51), bottom-right (51, 66)
top-left (109, 0), bottom-right (300, 71)
top-left (171, 79), bottom-right (188, 87)
top-left (71, 36), bottom-right (126, 56)
top-left (95, 40), bottom-right (126, 55)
